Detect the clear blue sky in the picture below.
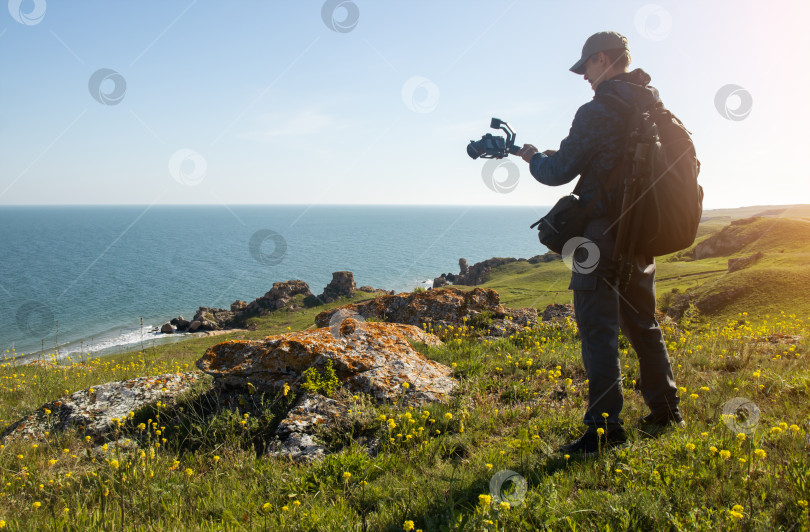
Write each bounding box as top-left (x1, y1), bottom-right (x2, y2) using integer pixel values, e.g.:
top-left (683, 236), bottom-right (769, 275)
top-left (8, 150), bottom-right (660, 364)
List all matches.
top-left (1, 0), bottom-right (808, 207)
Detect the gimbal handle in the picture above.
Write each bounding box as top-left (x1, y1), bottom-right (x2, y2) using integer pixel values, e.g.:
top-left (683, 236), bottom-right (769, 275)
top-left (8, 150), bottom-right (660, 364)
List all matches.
top-left (490, 118), bottom-right (519, 154)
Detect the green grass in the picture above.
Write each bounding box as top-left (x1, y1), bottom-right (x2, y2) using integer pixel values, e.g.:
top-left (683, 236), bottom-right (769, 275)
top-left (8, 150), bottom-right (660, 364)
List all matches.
top-left (476, 214), bottom-right (810, 326)
top-left (0, 213), bottom-right (809, 530)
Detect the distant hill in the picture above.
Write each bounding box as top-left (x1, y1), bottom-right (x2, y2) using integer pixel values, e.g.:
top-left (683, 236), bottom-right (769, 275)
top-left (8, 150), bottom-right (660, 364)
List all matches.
top-left (472, 205), bottom-right (810, 324)
top-left (697, 204), bottom-right (810, 237)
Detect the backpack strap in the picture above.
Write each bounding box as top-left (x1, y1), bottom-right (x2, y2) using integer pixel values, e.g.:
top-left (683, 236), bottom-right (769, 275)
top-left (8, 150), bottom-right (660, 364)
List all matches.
top-left (572, 93), bottom-right (641, 221)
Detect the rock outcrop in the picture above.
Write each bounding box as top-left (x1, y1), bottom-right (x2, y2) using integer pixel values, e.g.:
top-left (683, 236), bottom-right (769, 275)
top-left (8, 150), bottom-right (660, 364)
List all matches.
top-left (694, 217), bottom-right (760, 259)
top-left (542, 303), bottom-right (575, 322)
top-left (453, 257), bottom-right (519, 285)
top-left (166, 275), bottom-right (393, 335)
top-left (319, 271), bottom-right (356, 303)
top-left (197, 321), bottom-right (453, 406)
top-left (191, 307), bottom-right (235, 331)
top-left (436, 254), bottom-right (560, 288)
top-left (245, 280), bottom-right (315, 312)
top-left (432, 275), bottom-right (450, 289)
top-left (168, 280), bottom-right (317, 332)
top-left (1, 372), bottom-right (203, 442)
top-left (170, 316), bottom-right (190, 329)
top-left (728, 251), bottom-right (764, 273)
top-left (265, 393), bottom-right (351, 462)
top-left (314, 287), bottom-right (537, 337)
top-left (528, 251), bottom-right (562, 264)
top-left (196, 321), bottom-right (456, 461)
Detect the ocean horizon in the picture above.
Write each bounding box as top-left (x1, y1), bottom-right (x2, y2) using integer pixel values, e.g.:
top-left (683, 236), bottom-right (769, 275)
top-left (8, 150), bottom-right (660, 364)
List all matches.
top-left (0, 204), bottom-right (552, 360)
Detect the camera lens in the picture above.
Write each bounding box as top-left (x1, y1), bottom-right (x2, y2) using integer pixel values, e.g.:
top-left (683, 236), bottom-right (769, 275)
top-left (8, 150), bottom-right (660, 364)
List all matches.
top-left (467, 141), bottom-right (483, 159)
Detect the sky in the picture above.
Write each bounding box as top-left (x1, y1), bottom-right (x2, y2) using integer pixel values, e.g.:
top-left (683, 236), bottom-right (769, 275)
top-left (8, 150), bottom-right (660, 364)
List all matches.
top-left (1, 0), bottom-right (809, 208)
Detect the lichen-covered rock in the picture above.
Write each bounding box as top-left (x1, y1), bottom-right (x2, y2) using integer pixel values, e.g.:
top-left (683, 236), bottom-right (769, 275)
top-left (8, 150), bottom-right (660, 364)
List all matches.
top-left (266, 393), bottom-right (349, 462)
top-left (314, 287), bottom-right (536, 336)
top-left (196, 321), bottom-right (453, 406)
top-left (542, 303), bottom-right (575, 322)
top-left (2, 372), bottom-right (204, 442)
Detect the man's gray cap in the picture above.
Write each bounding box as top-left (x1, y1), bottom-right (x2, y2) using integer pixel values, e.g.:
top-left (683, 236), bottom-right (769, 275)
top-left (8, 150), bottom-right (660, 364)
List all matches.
top-left (570, 31), bottom-right (629, 75)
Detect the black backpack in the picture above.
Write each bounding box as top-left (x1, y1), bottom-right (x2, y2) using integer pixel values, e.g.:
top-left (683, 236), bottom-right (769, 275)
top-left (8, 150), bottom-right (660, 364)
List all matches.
top-left (599, 94), bottom-right (703, 257)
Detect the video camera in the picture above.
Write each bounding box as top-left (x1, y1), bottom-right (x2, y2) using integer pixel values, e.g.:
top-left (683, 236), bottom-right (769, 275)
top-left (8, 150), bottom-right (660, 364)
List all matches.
top-left (467, 118), bottom-right (520, 159)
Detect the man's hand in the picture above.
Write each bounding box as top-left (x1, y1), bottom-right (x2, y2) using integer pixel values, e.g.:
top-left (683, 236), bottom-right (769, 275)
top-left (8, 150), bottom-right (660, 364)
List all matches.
top-left (517, 144), bottom-right (538, 163)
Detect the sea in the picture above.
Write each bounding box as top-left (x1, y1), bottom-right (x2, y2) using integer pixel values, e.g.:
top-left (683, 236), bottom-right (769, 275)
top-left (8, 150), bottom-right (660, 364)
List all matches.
top-left (0, 205), bottom-right (551, 362)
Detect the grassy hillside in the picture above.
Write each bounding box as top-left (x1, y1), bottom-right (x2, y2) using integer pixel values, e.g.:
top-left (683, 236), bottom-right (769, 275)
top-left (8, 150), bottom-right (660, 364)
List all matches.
top-left (475, 213), bottom-right (810, 325)
top-left (0, 210), bottom-right (807, 530)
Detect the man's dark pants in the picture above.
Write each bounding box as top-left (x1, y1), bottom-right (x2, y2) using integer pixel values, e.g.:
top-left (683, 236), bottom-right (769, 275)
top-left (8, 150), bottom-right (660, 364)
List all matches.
top-left (569, 218), bottom-right (679, 431)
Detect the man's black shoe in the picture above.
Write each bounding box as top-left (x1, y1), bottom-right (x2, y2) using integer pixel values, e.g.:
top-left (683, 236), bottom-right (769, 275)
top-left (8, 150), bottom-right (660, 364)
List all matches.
top-left (639, 410), bottom-right (686, 429)
top-left (559, 426), bottom-right (628, 456)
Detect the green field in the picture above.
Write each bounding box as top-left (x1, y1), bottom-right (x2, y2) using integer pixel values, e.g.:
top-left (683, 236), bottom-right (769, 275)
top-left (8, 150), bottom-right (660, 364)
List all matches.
top-left (0, 207), bottom-right (808, 531)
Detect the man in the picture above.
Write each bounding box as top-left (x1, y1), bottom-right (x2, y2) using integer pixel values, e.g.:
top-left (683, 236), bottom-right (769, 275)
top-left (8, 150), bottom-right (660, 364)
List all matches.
top-left (516, 31), bottom-right (683, 455)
